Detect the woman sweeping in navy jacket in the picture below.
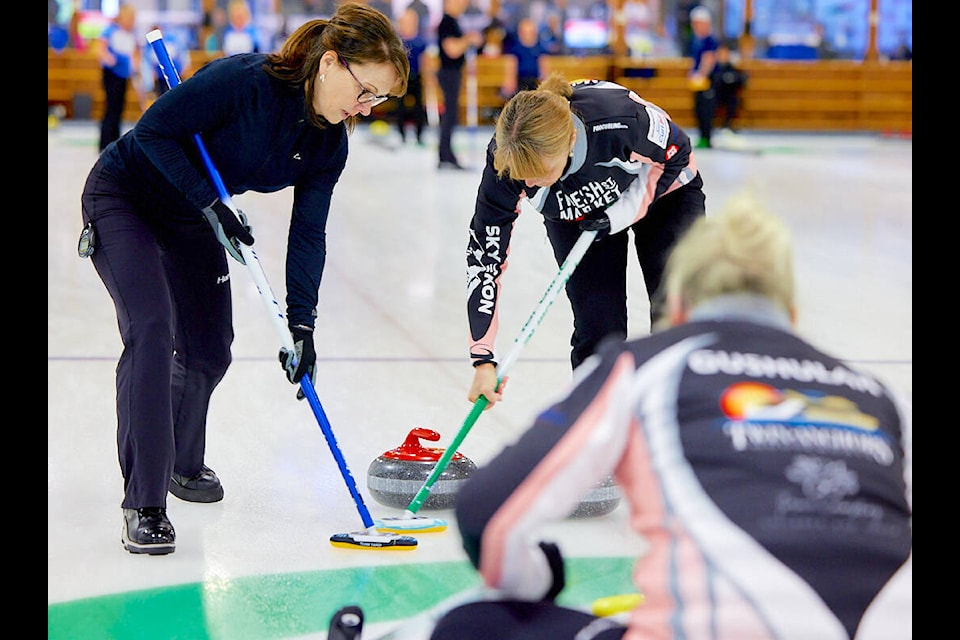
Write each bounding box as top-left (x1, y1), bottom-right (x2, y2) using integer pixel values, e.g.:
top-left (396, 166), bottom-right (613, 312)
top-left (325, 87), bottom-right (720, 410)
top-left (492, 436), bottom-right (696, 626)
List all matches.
top-left (80, 3), bottom-right (409, 555)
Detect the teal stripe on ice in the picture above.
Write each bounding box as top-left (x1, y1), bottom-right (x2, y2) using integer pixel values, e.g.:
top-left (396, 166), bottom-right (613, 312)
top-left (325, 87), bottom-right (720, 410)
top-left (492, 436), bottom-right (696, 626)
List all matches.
top-left (48, 557), bottom-right (637, 639)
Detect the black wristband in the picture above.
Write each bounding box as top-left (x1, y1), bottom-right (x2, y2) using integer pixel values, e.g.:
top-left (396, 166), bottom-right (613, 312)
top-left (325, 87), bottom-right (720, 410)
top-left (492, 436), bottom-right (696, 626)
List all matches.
top-left (538, 541), bottom-right (565, 601)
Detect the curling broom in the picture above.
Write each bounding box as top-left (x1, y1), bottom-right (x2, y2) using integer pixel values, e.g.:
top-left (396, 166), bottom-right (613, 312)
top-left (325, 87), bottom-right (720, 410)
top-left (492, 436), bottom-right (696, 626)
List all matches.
top-left (147, 29), bottom-right (416, 550)
top-left (375, 229), bottom-right (597, 533)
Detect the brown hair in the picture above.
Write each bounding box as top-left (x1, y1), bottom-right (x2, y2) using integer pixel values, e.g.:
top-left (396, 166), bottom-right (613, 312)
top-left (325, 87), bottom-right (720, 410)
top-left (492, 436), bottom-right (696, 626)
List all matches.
top-left (493, 72), bottom-right (575, 180)
top-left (264, 3), bottom-right (409, 132)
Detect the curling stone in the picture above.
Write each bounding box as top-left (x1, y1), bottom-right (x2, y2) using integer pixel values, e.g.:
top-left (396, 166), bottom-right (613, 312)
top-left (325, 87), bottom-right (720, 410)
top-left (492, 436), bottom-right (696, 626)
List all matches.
top-left (367, 427), bottom-right (477, 511)
top-left (568, 475), bottom-right (622, 519)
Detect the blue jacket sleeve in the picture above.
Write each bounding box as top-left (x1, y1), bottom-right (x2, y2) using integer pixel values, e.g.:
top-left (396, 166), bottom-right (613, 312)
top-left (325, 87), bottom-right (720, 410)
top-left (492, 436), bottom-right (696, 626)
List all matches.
top-left (285, 175), bottom-right (338, 330)
top-left (129, 56), bottom-right (263, 210)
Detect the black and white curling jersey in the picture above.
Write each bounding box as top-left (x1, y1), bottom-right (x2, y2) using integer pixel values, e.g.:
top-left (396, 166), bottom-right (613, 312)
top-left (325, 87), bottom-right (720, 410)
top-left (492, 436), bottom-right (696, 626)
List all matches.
top-left (455, 298), bottom-right (912, 639)
top-left (467, 79), bottom-right (699, 367)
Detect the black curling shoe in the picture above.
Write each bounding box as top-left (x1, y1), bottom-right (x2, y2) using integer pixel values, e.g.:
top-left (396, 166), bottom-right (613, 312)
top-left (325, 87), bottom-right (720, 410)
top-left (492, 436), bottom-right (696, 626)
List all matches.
top-left (122, 507), bottom-right (176, 555)
top-left (169, 465), bottom-right (224, 503)
top-left (328, 605), bottom-right (364, 640)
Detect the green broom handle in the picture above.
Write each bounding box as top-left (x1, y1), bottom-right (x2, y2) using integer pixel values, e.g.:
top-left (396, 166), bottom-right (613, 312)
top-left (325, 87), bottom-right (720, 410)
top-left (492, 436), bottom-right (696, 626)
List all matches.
top-left (405, 229), bottom-right (597, 514)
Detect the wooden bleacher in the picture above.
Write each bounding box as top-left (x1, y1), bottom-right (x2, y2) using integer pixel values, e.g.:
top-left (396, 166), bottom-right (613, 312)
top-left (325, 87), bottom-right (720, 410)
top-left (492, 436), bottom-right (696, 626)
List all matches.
top-left (610, 57), bottom-right (694, 125)
top-left (612, 57), bottom-right (912, 133)
top-left (48, 48), bottom-right (223, 122)
top-left (50, 48), bottom-right (911, 135)
top-left (541, 55), bottom-right (612, 83)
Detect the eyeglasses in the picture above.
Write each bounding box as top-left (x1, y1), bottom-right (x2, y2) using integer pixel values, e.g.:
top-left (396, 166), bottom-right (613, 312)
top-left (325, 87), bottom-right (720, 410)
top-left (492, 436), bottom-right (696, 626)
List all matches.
top-left (339, 56), bottom-right (389, 107)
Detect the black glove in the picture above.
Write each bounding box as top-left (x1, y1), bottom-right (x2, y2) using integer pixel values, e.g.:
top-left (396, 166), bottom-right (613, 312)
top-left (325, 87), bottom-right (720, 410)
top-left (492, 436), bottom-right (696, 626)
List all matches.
top-left (579, 212), bottom-right (611, 241)
top-left (279, 324), bottom-right (316, 401)
top-left (202, 199), bottom-right (255, 264)
top-left (538, 541), bottom-right (565, 601)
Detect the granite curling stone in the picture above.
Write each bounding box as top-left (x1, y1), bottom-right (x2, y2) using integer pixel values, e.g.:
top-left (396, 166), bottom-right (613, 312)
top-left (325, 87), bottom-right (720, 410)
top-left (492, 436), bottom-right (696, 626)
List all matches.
top-left (568, 475), bottom-right (622, 518)
top-left (367, 427), bottom-right (477, 510)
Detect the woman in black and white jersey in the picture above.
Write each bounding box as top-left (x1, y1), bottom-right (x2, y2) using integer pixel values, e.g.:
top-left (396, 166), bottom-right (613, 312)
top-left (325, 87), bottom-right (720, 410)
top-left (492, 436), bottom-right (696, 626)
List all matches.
top-left (465, 73), bottom-right (706, 409)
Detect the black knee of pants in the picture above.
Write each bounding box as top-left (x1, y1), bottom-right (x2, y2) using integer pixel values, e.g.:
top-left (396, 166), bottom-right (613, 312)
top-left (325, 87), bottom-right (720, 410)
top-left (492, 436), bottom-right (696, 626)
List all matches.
top-left (544, 221), bottom-right (629, 370)
top-left (430, 600), bottom-right (626, 640)
top-left (632, 176), bottom-right (706, 327)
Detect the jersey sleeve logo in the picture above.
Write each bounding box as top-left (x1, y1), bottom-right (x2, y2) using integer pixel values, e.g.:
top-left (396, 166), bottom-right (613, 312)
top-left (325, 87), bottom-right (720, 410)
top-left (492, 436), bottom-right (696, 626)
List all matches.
top-left (645, 106), bottom-right (670, 149)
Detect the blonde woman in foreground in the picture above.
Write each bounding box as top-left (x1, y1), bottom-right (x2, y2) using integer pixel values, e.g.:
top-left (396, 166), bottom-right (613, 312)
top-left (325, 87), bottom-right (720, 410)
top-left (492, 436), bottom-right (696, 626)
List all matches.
top-left (432, 194), bottom-right (912, 639)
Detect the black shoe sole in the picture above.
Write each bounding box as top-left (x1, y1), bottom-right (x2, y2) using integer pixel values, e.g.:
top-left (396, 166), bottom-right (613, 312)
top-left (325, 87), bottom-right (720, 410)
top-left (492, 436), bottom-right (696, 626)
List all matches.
top-left (121, 529), bottom-right (175, 555)
top-left (168, 479), bottom-right (224, 503)
top-left (328, 605), bottom-right (364, 640)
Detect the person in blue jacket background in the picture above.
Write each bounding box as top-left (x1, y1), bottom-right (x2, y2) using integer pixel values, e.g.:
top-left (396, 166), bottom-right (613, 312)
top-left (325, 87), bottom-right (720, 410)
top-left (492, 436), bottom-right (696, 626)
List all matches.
top-left (94, 2), bottom-right (141, 151)
top-left (395, 7), bottom-right (428, 145)
top-left (686, 5), bottom-right (719, 148)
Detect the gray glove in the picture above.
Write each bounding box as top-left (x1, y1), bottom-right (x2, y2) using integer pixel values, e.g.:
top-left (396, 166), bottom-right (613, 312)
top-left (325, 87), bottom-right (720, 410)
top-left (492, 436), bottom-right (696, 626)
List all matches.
top-left (202, 199), bottom-right (255, 264)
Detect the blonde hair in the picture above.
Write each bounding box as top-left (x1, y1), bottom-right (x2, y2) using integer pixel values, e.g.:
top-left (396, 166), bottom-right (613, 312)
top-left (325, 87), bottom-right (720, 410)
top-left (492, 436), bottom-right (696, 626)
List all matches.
top-left (115, 3), bottom-right (136, 28)
top-left (493, 72), bottom-right (574, 179)
top-left (664, 192), bottom-right (795, 315)
top-left (227, 0), bottom-right (251, 27)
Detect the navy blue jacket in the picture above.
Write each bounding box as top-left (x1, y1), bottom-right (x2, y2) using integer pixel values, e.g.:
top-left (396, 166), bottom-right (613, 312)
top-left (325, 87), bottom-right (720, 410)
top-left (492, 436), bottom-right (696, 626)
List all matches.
top-left (100, 53), bottom-right (348, 329)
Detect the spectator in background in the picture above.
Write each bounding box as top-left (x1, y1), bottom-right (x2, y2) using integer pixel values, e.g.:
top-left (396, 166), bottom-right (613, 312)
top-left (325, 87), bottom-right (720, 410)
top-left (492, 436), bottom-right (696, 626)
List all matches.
top-left (686, 5), bottom-right (719, 149)
top-left (654, 21), bottom-right (682, 57)
top-left (480, 13), bottom-right (507, 57)
top-left (890, 32), bottom-right (911, 61)
top-left (710, 38), bottom-right (746, 132)
top-left (538, 12), bottom-right (564, 55)
top-left (95, 2), bottom-right (141, 152)
top-left (495, 0), bottom-right (524, 35)
top-left (436, 0), bottom-right (483, 171)
top-left (814, 22), bottom-right (839, 60)
top-left (406, 0), bottom-right (432, 44)
top-left (502, 17), bottom-right (546, 97)
top-left (272, 13), bottom-right (293, 52)
top-left (48, 0), bottom-right (70, 52)
top-left (368, 0), bottom-right (393, 19)
top-left (221, 0), bottom-right (259, 56)
top-left (623, 0), bottom-right (655, 58)
top-left (203, 6), bottom-right (227, 52)
top-left (68, 3), bottom-right (86, 51)
top-left (396, 7), bottom-right (428, 145)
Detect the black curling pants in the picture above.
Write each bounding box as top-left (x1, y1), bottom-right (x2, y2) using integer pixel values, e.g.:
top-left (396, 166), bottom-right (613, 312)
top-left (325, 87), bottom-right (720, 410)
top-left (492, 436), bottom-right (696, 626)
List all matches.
top-left (430, 600), bottom-right (627, 640)
top-left (81, 158), bottom-right (234, 510)
top-left (544, 175), bottom-right (706, 370)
